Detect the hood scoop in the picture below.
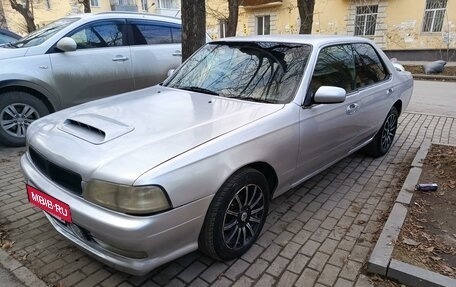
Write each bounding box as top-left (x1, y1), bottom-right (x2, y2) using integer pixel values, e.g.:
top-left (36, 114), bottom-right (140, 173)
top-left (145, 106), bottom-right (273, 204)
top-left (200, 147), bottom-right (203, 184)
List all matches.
top-left (58, 114), bottom-right (134, 145)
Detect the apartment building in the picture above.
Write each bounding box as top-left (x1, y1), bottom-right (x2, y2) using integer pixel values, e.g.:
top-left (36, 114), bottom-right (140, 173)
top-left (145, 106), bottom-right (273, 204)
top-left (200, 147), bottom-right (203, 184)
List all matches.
top-left (1, 0), bottom-right (454, 59)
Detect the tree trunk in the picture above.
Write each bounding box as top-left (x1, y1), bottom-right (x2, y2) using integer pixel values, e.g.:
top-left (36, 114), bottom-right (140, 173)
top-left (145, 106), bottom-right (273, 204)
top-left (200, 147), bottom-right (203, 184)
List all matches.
top-left (9, 0), bottom-right (36, 32)
top-left (181, 0), bottom-right (206, 62)
top-left (0, 2), bottom-right (8, 29)
top-left (82, 0), bottom-right (91, 13)
top-left (297, 0), bottom-right (315, 34)
top-left (226, 0), bottom-right (239, 37)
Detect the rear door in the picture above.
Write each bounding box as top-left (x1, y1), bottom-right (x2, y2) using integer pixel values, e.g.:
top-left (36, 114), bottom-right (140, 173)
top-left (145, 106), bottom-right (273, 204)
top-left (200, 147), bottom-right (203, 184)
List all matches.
top-left (351, 43), bottom-right (393, 143)
top-left (50, 19), bottom-right (133, 108)
top-left (127, 19), bottom-right (182, 89)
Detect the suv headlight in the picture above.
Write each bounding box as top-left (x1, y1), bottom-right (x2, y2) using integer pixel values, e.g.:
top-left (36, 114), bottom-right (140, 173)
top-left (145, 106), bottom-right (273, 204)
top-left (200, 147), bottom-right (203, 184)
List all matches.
top-left (84, 180), bottom-right (171, 215)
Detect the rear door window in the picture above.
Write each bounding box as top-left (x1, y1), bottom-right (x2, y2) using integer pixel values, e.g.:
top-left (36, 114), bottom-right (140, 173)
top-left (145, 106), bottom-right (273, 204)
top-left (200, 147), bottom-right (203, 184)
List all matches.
top-left (129, 21), bottom-right (181, 45)
top-left (352, 43), bottom-right (389, 88)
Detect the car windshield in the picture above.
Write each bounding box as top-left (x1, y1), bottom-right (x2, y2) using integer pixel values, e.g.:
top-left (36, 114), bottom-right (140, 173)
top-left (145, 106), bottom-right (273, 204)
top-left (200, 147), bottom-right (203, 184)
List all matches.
top-left (8, 17), bottom-right (79, 48)
top-left (164, 42), bottom-right (312, 104)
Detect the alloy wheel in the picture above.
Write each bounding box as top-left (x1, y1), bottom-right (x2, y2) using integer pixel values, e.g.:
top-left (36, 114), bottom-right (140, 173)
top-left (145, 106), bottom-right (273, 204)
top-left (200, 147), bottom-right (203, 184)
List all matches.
top-left (381, 112), bottom-right (397, 151)
top-left (0, 103), bottom-right (40, 138)
top-left (222, 184), bottom-right (265, 250)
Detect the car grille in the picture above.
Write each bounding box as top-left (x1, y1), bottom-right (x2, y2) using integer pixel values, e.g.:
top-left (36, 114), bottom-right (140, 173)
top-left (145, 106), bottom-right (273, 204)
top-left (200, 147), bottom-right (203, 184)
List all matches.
top-left (29, 147), bottom-right (83, 195)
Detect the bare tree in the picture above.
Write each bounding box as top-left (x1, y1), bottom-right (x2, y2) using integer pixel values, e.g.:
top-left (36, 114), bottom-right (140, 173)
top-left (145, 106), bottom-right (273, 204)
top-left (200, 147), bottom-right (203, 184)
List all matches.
top-left (80, 0), bottom-right (91, 13)
top-left (226, 0), bottom-right (242, 37)
top-left (181, 0), bottom-right (206, 62)
top-left (0, 2), bottom-right (8, 29)
top-left (297, 0), bottom-right (315, 34)
top-left (9, 0), bottom-right (36, 32)
top-left (207, 0), bottom-right (242, 37)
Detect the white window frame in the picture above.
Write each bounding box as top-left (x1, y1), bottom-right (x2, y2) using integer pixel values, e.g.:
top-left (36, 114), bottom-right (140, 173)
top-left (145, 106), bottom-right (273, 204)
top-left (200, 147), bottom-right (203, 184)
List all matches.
top-left (354, 5), bottom-right (378, 36)
top-left (157, 0), bottom-right (179, 9)
top-left (422, 0), bottom-right (447, 33)
top-left (141, 0), bottom-right (148, 11)
top-left (256, 15), bottom-right (270, 35)
top-left (219, 19), bottom-right (226, 38)
top-left (90, 0), bottom-right (99, 7)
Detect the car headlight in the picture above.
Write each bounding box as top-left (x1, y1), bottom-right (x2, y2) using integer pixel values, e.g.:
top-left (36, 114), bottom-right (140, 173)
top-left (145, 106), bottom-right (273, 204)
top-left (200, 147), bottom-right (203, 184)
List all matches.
top-left (84, 180), bottom-right (171, 215)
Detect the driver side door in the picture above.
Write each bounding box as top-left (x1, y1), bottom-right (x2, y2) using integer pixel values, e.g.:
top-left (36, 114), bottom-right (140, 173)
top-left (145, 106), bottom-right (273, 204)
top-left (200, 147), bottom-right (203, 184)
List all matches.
top-left (294, 44), bottom-right (363, 183)
top-left (50, 19), bottom-right (134, 108)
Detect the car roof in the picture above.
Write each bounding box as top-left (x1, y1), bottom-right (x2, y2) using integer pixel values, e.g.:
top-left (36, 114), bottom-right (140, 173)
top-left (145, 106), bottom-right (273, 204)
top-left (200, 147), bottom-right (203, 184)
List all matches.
top-left (64, 12), bottom-right (181, 24)
top-left (211, 34), bottom-right (373, 47)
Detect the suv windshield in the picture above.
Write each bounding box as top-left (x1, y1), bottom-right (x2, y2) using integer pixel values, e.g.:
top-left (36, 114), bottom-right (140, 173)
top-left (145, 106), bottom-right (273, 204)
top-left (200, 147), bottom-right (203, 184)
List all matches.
top-left (9, 18), bottom-right (79, 48)
top-left (164, 42), bottom-right (312, 104)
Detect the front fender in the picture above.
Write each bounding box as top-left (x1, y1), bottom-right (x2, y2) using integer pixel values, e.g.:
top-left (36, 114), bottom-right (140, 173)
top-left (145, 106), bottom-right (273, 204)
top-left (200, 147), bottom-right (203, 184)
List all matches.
top-left (0, 77), bottom-right (60, 111)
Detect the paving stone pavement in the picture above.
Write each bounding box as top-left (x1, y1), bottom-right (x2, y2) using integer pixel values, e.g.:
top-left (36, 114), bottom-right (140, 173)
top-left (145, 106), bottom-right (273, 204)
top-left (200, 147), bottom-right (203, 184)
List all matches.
top-left (0, 111), bottom-right (455, 287)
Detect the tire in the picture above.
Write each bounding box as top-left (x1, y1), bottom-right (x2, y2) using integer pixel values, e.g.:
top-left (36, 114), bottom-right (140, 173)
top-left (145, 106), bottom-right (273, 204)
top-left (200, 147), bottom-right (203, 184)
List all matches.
top-left (0, 91), bottom-right (49, 147)
top-left (199, 168), bottom-right (270, 260)
top-left (364, 106), bottom-right (399, 158)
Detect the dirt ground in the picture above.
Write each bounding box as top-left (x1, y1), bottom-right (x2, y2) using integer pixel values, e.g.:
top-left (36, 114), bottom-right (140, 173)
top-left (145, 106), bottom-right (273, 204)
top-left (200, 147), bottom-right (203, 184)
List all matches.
top-left (404, 65), bottom-right (456, 76)
top-left (393, 144), bottom-right (456, 278)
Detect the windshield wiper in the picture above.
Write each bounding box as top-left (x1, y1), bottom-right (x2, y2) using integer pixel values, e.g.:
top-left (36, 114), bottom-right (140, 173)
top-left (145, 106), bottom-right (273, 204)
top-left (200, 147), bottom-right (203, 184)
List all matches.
top-left (2, 42), bottom-right (17, 48)
top-left (228, 96), bottom-right (277, 104)
top-left (178, 86), bottom-right (219, 96)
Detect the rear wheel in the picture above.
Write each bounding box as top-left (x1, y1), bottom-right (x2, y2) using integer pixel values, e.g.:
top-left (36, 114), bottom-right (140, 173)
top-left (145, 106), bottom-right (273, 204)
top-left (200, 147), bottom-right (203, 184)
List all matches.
top-left (0, 91), bottom-right (49, 147)
top-left (365, 106), bottom-right (398, 157)
top-left (199, 168), bottom-right (270, 260)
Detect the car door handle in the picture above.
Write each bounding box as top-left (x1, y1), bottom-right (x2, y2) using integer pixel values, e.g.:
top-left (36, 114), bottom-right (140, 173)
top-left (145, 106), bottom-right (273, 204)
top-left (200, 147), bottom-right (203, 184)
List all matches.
top-left (112, 55), bottom-right (129, 62)
top-left (346, 103), bottom-right (360, 115)
top-left (386, 88), bottom-right (393, 95)
top-left (172, 50), bottom-right (182, 56)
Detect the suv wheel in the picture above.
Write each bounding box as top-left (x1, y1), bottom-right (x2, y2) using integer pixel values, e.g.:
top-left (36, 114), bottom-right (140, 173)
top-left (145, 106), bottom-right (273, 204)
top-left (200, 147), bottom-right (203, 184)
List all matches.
top-left (0, 91), bottom-right (49, 147)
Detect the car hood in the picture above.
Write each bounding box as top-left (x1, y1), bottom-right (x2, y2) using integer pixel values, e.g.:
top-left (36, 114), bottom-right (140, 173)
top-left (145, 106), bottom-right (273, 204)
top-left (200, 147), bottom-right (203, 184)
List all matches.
top-left (0, 47), bottom-right (27, 59)
top-left (29, 86), bottom-right (283, 184)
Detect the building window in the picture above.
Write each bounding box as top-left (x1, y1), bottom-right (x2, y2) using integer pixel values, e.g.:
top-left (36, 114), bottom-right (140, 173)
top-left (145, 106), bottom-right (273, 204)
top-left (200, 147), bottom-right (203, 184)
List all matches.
top-left (141, 0), bottom-right (148, 11)
top-left (45, 0), bottom-right (51, 9)
top-left (354, 5), bottom-right (378, 36)
top-left (219, 19), bottom-right (226, 38)
top-left (157, 0), bottom-right (179, 9)
top-left (256, 15), bottom-right (270, 35)
top-left (422, 0), bottom-right (447, 32)
top-left (90, 0), bottom-right (99, 7)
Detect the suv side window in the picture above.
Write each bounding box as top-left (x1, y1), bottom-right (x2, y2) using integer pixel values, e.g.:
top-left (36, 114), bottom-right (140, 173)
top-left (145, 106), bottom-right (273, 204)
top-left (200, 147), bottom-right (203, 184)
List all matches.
top-left (309, 44), bottom-right (355, 97)
top-left (69, 21), bottom-right (125, 49)
top-left (352, 43), bottom-right (388, 88)
top-left (130, 21), bottom-right (181, 45)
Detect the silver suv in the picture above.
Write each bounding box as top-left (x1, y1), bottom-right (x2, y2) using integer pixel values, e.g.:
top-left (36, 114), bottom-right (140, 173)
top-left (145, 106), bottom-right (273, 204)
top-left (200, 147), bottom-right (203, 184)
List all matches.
top-left (0, 12), bottom-right (183, 146)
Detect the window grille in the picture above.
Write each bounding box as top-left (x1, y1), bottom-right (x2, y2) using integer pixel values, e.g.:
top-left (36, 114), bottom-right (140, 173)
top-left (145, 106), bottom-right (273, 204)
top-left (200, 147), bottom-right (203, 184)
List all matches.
top-left (422, 0), bottom-right (447, 32)
top-left (354, 5), bottom-right (378, 36)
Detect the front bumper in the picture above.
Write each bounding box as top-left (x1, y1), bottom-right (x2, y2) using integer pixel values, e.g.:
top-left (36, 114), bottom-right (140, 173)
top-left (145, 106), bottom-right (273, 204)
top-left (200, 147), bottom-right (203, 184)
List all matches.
top-left (21, 154), bottom-right (213, 275)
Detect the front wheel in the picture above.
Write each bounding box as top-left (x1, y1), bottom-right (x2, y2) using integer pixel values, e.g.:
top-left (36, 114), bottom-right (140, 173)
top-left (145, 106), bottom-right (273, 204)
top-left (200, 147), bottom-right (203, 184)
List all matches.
top-left (199, 168), bottom-right (270, 260)
top-left (0, 91), bottom-right (49, 147)
top-left (365, 106), bottom-right (398, 157)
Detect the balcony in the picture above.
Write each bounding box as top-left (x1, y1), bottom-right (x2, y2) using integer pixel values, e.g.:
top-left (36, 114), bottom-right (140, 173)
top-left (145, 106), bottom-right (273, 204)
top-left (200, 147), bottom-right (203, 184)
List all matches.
top-left (241, 0), bottom-right (282, 9)
top-left (110, 0), bottom-right (138, 12)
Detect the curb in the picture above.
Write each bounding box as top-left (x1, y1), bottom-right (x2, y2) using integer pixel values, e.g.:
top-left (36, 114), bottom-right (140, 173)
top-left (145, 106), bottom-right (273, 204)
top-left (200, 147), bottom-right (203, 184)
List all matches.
top-left (0, 249), bottom-right (48, 287)
top-left (412, 74), bottom-right (456, 81)
top-left (367, 141), bottom-right (456, 286)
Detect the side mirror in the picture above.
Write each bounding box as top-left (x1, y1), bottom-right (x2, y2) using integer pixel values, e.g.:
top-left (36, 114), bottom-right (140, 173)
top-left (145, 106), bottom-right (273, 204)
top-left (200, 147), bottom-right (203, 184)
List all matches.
top-left (392, 62), bottom-right (405, 72)
top-left (56, 37), bottom-right (77, 52)
top-left (313, 86), bottom-right (346, 104)
top-left (167, 69), bottom-right (175, 77)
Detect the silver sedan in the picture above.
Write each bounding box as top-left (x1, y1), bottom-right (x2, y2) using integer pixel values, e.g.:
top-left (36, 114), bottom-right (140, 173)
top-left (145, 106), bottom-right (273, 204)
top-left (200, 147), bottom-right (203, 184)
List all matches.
top-left (21, 35), bottom-right (413, 275)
